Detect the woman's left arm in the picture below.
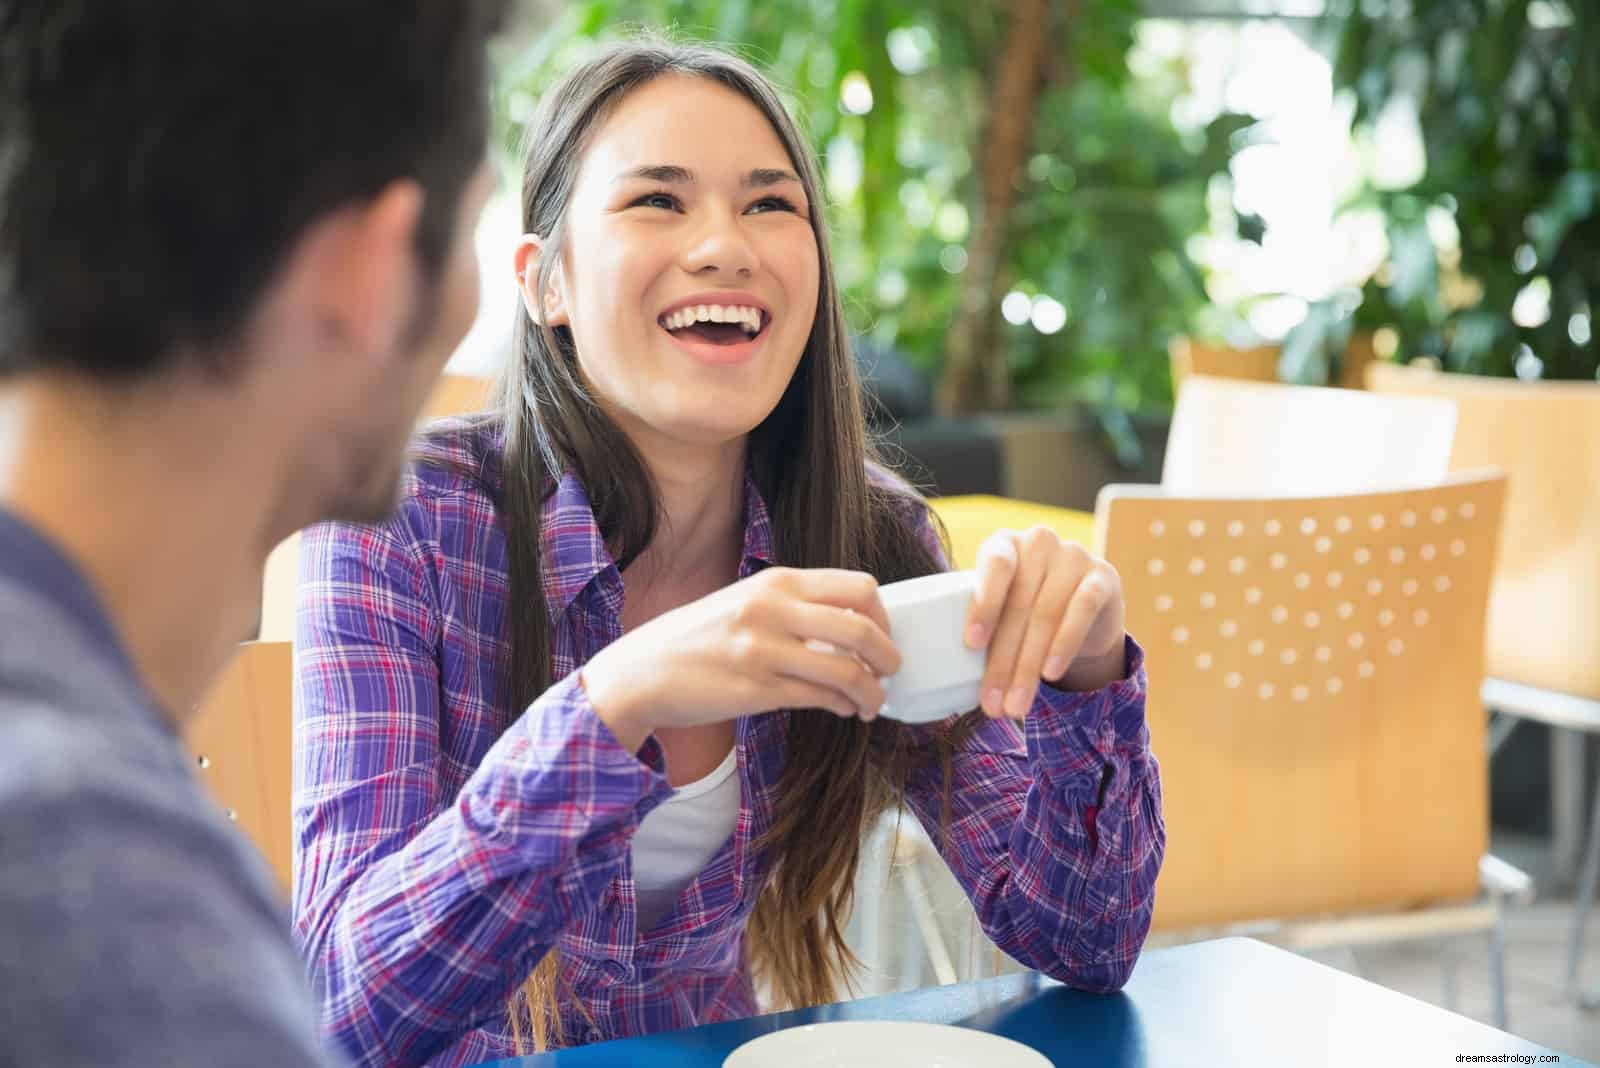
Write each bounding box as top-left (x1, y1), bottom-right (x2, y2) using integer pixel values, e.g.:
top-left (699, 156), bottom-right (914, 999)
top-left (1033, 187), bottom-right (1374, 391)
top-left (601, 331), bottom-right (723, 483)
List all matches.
top-left (897, 508), bottom-right (1165, 993)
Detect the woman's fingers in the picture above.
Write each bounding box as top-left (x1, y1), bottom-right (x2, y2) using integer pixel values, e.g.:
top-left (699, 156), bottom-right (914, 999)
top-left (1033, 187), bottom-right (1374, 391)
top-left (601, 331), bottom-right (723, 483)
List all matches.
top-left (965, 535), bottom-right (1019, 651)
top-left (782, 600), bottom-right (901, 679)
top-left (776, 637), bottom-right (888, 720)
top-left (766, 567), bottom-right (892, 635)
top-left (979, 529), bottom-right (1054, 718)
top-left (1005, 545), bottom-right (1090, 714)
top-left (768, 675), bottom-right (865, 719)
top-left (1045, 564), bottom-right (1113, 680)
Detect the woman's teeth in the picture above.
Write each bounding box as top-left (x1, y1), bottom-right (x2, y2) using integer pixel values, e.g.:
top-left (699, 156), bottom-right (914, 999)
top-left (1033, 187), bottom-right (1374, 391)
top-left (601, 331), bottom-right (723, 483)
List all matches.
top-left (661, 304), bottom-right (763, 336)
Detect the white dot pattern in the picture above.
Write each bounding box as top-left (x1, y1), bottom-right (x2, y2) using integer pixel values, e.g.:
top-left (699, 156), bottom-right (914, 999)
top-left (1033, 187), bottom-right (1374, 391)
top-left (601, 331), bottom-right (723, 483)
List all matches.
top-left (1128, 492), bottom-right (1483, 704)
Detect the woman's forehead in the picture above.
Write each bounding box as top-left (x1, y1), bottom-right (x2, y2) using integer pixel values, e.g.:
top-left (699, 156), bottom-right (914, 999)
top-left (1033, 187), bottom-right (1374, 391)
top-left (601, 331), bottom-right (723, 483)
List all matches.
top-left (578, 75), bottom-right (799, 187)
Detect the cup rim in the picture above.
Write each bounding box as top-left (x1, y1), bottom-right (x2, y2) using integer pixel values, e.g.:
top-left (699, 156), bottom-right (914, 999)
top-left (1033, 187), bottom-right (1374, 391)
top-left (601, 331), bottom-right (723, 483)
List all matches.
top-left (878, 569), bottom-right (977, 610)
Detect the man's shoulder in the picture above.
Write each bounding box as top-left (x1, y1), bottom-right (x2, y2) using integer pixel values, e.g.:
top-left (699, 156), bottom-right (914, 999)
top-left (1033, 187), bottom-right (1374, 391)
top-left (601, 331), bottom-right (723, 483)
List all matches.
top-left (0, 690), bottom-right (334, 1067)
top-left (0, 675), bottom-right (257, 905)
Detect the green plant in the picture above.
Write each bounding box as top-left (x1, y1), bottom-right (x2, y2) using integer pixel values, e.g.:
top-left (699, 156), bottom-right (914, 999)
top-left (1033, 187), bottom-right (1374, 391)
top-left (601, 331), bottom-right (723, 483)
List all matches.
top-left (493, 0), bottom-right (1248, 441)
top-left (1282, 0), bottom-right (1598, 383)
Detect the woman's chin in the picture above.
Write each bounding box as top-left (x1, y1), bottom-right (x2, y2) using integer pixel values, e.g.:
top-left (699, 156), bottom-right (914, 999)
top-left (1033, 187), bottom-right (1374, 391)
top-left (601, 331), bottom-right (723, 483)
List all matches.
top-left (648, 405), bottom-right (776, 450)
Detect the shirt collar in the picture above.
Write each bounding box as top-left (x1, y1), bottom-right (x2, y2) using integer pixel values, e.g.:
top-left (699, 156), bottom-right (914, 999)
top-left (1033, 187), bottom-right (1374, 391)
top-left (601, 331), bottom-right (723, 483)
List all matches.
top-left (538, 469), bottom-right (778, 620)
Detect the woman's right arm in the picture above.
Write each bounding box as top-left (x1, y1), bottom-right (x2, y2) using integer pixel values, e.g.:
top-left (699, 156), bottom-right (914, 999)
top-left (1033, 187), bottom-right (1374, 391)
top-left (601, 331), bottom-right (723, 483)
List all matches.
top-left (291, 502), bottom-right (672, 1068)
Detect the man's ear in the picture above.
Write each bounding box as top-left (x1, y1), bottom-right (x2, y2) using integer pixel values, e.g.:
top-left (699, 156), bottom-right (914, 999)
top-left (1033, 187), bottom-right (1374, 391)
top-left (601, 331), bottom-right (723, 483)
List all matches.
top-left (283, 178), bottom-right (426, 360)
top-left (512, 234), bottom-right (569, 328)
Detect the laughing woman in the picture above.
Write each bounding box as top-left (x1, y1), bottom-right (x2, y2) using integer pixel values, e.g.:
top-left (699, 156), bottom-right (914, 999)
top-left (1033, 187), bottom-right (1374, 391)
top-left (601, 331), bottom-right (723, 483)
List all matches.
top-left (292, 40), bottom-right (1164, 1068)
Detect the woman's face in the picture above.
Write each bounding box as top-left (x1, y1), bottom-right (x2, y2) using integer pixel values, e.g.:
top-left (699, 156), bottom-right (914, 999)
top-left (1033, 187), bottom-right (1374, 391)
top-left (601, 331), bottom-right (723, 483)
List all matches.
top-left (525, 75), bottom-right (821, 453)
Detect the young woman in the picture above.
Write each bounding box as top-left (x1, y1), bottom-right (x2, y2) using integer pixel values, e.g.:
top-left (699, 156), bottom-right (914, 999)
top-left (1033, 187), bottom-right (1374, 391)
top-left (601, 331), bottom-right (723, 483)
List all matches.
top-left (292, 39), bottom-right (1164, 1068)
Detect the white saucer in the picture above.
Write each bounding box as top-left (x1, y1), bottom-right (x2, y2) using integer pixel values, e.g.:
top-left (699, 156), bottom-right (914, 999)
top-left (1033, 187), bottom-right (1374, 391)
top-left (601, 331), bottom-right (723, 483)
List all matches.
top-left (723, 1020), bottom-right (1051, 1068)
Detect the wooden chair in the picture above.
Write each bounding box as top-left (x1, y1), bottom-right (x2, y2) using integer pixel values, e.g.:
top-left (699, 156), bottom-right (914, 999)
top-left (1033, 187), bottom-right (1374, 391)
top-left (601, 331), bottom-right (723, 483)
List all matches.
top-left (421, 372), bottom-right (493, 423)
top-left (1368, 361), bottom-right (1600, 1005)
top-left (1169, 338), bottom-right (1281, 393)
top-left (182, 641), bottom-right (295, 894)
top-left (1170, 335), bottom-right (1378, 393)
top-left (1162, 375), bottom-right (1457, 496)
top-left (1097, 472), bottom-right (1523, 1024)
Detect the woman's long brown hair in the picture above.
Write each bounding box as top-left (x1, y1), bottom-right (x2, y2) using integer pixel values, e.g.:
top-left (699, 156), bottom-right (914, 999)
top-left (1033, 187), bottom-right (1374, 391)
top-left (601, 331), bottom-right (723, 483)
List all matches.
top-left (434, 38), bottom-right (980, 1052)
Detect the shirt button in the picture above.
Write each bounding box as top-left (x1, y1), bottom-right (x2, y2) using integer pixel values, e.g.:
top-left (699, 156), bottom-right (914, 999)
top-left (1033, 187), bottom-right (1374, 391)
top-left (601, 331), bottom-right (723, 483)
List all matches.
top-left (586, 1028), bottom-right (603, 1043)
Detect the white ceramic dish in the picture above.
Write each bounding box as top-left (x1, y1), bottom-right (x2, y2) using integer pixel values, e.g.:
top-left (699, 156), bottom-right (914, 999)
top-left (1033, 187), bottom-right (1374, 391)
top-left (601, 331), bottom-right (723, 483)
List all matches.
top-left (723, 1020), bottom-right (1051, 1068)
top-left (875, 570), bottom-right (986, 724)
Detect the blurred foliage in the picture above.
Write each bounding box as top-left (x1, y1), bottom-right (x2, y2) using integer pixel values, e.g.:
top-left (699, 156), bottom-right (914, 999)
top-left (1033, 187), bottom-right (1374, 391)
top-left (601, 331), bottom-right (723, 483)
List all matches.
top-left (1283, 0), bottom-right (1598, 383)
top-left (492, 0), bottom-right (1252, 431)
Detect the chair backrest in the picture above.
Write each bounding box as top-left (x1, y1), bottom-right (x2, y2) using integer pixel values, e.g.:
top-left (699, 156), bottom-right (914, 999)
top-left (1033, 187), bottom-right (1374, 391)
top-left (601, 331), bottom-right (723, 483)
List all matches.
top-left (256, 373), bottom-right (494, 643)
top-left (1169, 337), bottom-right (1280, 393)
top-left (422, 372), bottom-right (493, 422)
top-left (1097, 472), bottom-right (1507, 930)
top-left (1367, 363), bottom-right (1600, 699)
top-left (1162, 375), bottom-right (1458, 496)
top-left (182, 640), bottom-right (295, 893)
top-left (1170, 335), bottom-right (1378, 392)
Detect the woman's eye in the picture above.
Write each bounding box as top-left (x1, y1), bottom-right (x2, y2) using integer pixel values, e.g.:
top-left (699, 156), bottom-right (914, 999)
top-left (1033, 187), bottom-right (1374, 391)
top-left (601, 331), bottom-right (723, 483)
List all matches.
top-left (748, 196), bottom-right (800, 215)
top-left (633, 192), bottom-right (680, 211)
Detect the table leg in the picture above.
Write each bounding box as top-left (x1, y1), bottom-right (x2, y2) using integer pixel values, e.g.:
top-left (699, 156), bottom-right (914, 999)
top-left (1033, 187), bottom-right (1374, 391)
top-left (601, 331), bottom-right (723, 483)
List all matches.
top-left (1566, 768), bottom-right (1600, 1008)
top-left (1489, 916), bottom-right (1509, 1031)
top-left (1552, 727), bottom-right (1587, 889)
top-left (1440, 944), bottom-right (1459, 1012)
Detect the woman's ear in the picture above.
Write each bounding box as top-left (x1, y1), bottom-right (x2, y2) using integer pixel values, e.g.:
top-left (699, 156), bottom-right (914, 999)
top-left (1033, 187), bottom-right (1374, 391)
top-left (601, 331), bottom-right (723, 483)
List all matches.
top-left (512, 234), bottom-right (569, 328)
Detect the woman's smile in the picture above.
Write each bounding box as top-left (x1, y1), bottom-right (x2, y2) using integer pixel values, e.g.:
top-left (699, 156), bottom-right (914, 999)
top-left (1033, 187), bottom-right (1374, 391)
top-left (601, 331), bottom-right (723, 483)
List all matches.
top-left (656, 291), bottom-right (773, 365)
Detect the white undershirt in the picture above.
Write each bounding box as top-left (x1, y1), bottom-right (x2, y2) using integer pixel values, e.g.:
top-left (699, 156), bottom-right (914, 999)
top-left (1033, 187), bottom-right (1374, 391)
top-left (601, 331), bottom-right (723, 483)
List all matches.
top-left (630, 744), bottom-right (741, 932)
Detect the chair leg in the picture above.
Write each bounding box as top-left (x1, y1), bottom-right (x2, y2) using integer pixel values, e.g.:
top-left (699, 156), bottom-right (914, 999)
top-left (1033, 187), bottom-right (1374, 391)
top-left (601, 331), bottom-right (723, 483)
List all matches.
top-left (900, 859), bottom-right (959, 987)
top-left (1566, 771), bottom-right (1600, 1008)
top-left (856, 817), bottom-right (893, 996)
top-left (1441, 943), bottom-right (1460, 1012)
top-left (1489, 913), bottom-right (1509, 1031)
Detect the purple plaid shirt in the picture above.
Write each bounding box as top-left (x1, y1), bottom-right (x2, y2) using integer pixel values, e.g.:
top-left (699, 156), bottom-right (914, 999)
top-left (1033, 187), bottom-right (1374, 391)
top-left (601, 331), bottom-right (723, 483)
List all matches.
top-left (291, 421), bottom-right (1163, 1068)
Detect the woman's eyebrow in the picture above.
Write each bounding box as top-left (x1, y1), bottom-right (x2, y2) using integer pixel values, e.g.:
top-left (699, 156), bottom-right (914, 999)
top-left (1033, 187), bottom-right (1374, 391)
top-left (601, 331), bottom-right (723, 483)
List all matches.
top-left (614, 164), bottom-right (693, 184)
top-left (612, 164), bottom-right (803, 189)
top-left (744, 168), bottom-right (803, 189)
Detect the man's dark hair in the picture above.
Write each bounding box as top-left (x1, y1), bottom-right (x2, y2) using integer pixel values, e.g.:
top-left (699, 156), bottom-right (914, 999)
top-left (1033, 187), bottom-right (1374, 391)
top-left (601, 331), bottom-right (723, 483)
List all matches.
top-left (0, 2), bottom-right (506, 380)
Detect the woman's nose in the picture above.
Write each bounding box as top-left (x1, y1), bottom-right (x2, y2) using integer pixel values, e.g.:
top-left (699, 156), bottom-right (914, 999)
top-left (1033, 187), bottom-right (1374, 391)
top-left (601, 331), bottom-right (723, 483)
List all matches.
top-left (682, 210), bottom-right (758, 278)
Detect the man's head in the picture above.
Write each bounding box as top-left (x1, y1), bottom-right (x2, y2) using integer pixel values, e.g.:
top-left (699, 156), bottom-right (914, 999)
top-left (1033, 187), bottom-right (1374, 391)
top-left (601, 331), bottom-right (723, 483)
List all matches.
top-left (0, 1), bottom-right (504, 521)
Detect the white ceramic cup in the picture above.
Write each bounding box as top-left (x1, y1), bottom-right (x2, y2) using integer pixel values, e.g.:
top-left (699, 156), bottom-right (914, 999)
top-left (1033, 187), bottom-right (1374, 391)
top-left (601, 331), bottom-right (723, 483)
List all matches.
top-left (876, 570), bottom-right (986, 724)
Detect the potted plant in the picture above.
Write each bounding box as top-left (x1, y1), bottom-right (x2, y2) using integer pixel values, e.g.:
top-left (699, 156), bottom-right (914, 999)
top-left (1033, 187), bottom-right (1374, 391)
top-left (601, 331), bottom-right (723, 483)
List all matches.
top-left (1281, 0), bottom-right (1597, 385)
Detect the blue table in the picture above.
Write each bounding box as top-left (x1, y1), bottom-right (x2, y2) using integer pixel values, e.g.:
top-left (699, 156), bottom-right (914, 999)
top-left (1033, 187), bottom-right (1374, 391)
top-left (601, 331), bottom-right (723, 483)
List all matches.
top-left (480, 938), bottom-right (1590, 1067)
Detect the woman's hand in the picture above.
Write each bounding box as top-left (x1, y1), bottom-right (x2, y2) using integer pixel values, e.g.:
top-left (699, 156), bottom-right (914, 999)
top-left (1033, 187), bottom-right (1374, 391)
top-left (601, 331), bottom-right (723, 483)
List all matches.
top-left (964, 527), bottom-right (1127, 719)
top-left (580, 567), bottom-right (900, 751)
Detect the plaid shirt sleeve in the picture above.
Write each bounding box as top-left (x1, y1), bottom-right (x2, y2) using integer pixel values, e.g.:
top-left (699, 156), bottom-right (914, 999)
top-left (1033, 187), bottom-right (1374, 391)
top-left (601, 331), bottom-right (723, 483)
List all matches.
top-left (899, 504), bottom-right (1165, 993)
top-left (292, 505), bottom-right (671, 1068)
